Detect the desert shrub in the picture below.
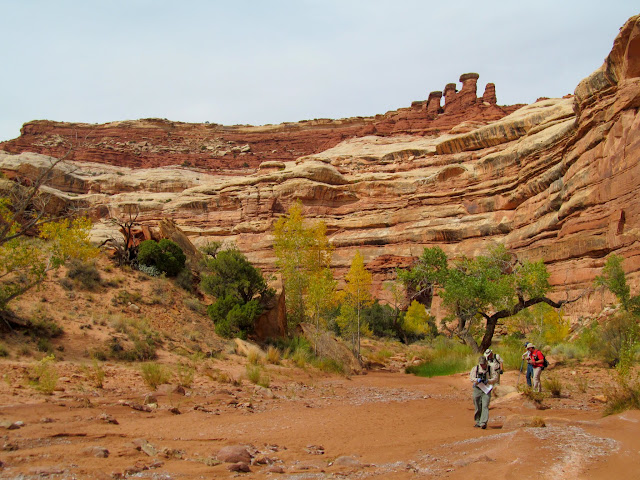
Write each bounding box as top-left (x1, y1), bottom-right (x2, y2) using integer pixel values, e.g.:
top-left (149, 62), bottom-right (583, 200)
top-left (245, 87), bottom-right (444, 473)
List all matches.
top-left (175, 268), bottom-right (196, 293)
top-left (115, 337), bottom-right (157, 362)
top-left (29, 354), bottom-right (58, 394)
top-left (36, 338), bottom-right (53, 353)
top-left (184, 297), bottom-right (207, 315)
top-left (140, 362), bottom-right (171, 390)
top-left (138, 239), bottom-right (186, 277)
top-left (65, 260), bottom-right (102, 290)
top-left (59, 277), bottom-right (74, 290)
top-left (175, 363), bottom-right (195, 387)
top-left (112, 289), bottom-right (143, 306)
top-left (543, 376), bottom-right (563, 397)
top-left (266, 346), bottom-right (281, 365)
top-left (29, 314), bottom-right (64, 339)
top-left (0, 344), bottom-right (9, 357)
top-left (520, 385), bottom-right (546, 406)
top-left (107, 318), bottom-right (160, 361)
top-left (599, 312), bottom-right (639, 367)
top-left (208, 296), bottom-right (261, 339)
top-left (137, 263), bottom-right (162, 277)
top-left (550, 342), bottom-right (587, 360)
top-left (82, 359), bottom-right (106, 388)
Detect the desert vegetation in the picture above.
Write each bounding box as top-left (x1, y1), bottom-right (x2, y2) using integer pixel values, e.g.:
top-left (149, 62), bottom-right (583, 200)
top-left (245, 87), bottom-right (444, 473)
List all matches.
top-left (0, 163), bottom-right (639, 479)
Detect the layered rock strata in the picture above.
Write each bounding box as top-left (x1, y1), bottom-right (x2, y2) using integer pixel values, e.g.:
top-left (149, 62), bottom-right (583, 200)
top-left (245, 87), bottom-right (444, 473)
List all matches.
top-left (1, 15), bottom-right (639, 323)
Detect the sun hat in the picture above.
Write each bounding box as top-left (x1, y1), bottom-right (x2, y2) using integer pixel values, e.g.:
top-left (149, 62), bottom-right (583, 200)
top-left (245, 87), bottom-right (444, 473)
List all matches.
top-left (526, 343), bottom-right (535, 349)
top-left (484, 349), bottom-right (492, 355)
top-left (478, 356), bottom-right (488, 364)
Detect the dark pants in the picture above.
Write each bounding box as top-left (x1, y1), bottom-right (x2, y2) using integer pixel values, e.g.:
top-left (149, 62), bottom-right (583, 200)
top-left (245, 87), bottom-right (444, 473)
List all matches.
top-left (526, 364), bottom-right (533, 387)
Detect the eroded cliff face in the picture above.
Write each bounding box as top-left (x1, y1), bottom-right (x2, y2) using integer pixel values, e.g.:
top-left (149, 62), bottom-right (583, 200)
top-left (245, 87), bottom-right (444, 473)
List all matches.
top-left (1, 16), bottom-right (639, 322)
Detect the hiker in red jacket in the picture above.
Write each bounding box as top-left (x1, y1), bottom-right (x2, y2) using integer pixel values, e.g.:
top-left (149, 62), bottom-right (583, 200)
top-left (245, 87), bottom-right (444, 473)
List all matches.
top-left (526, 343), bottom-right (544, 392)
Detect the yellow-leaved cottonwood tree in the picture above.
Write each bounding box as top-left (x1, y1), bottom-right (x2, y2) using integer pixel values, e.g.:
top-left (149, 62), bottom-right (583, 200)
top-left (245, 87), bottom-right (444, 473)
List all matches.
top-left (337, 250), bottom-right (373, 358)
top-left (273, 201), bottom-right (334, 330)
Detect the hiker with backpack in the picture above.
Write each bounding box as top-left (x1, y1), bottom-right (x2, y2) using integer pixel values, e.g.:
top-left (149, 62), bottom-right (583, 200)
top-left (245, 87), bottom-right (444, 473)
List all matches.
top-left (484, 348), bottom-right (504, 384)
top-left (521, 342), bottom-right (534, 387)
top-left (469, 355), bottom-right (499, 429)
top-left (526, 343), bottom-right (545, 392)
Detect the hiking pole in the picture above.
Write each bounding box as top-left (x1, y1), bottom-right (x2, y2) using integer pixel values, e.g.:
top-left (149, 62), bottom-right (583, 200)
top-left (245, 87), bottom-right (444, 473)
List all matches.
top-left (516, 359), bottom-right (524, 386)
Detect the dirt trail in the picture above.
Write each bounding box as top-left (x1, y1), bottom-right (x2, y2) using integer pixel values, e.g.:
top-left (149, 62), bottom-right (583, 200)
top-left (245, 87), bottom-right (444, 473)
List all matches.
top-left (1, 362), bottom-right (639, 479)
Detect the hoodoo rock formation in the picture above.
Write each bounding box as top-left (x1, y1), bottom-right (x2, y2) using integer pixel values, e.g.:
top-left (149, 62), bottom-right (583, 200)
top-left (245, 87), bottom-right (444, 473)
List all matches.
top-left (1, 15), bottom-right (639, 323)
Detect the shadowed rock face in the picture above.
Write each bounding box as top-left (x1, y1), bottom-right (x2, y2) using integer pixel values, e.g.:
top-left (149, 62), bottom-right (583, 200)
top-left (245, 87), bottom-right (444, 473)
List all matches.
top-left (1, 15), bottom-right (639, 323)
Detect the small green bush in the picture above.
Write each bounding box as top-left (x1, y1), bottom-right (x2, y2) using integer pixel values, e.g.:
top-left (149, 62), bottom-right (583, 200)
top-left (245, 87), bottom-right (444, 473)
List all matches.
top-left (141, 362), bottom-right (171, 390)
top-left (138, 239), bottom-right (186, 277)
top-left (36, 338), bottom-right (53, 353)
top-left (66, 260), bottom-right (102, 290)
top-left (0, 344), bottom-right (9, 358)
top-left (30, 316), bottom-right (64, 339)
top-left (29, 354), bottom-right (59, 394)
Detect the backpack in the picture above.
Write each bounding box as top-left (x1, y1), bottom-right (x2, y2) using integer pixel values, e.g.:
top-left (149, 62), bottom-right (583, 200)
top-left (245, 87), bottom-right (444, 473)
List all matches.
top-left (541, 355), bottom-right (549, 370)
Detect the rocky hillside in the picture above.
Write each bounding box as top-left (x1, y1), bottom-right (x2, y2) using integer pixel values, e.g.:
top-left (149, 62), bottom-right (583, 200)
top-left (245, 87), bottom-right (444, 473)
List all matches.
top-left (1, 15), bottom-right (639, 322)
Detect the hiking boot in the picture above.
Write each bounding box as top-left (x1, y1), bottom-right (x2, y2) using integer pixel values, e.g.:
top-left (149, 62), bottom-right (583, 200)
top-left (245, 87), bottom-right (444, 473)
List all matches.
top-left (474, 424), bottom-right (481, 428)
top-left (481, 424), bottom-right (487, 429)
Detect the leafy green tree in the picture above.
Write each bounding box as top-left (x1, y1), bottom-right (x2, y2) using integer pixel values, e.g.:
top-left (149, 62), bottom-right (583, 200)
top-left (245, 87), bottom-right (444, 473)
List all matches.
top-left (398, 245), bottom-right (573, 352)
top-left (137, 239), bottom-right (186, 276)
top-left (594, 254), bottom-right (640, 366)
top-left (201, 248), bottom-right (269, 303)
top-left (273, 201), bottom-right (333, 328)
top-left (201, 246), bottom-right (271, 339)
top-left (207, 295), bottom-right (261, 339)
top-left (338, 250), bottom-right (373, 357)
top-left (596, 254), bottom-right (640, 315)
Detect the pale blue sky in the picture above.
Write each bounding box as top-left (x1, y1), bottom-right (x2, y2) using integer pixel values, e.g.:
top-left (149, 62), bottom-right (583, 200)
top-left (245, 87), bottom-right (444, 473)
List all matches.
top-left (1, 1), bottom-right (638, 141)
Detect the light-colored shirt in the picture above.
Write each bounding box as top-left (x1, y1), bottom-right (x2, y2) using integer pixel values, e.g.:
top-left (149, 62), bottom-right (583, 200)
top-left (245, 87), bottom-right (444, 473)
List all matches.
top-left (469, 364), bottom-right (499, 387)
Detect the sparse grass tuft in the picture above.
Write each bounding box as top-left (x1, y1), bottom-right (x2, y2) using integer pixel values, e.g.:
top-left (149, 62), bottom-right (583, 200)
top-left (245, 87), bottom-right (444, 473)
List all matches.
top-left (82, 359), bottom-right (106, 388)
top-left (175, 363), bottom-right (195, 388)
top-left (0, 344), bottom-right (9, 358)
top-left (527, 416), bottom-right (546, 427)
top-left (543, 376), bottom-right (563, 397)
top-left (247, 349), bottom-right (263, 365)
top-left (266, 346), bottom-right (281, 365)
top-left (140, 362), bottom-right (171, 390)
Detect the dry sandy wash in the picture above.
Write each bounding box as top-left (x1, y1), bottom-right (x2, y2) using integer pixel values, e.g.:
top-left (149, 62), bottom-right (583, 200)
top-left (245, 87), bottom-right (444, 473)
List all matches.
top-left (1, 360), bottom-right (639, 480)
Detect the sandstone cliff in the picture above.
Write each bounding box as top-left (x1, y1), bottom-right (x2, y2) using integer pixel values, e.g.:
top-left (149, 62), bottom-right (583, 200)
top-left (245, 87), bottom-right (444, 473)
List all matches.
top-left (1, 15), bottom-right (639, 322)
